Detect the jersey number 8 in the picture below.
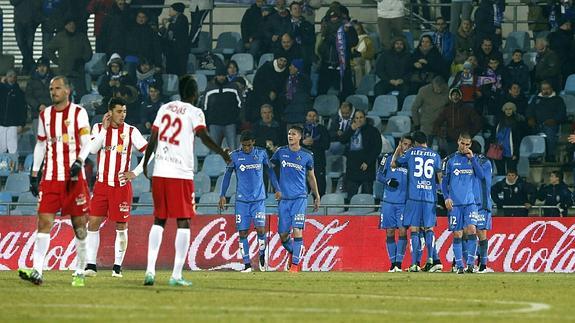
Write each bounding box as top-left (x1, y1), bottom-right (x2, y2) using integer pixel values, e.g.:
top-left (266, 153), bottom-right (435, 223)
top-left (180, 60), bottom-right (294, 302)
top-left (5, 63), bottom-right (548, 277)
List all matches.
top-left (413, 157), bottom-right (434, 179)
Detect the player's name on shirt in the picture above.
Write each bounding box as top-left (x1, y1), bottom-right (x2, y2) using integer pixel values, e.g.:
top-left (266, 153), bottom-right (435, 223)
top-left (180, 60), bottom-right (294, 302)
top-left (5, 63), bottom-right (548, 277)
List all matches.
top-left (408, 149), bottom-right (438, 157)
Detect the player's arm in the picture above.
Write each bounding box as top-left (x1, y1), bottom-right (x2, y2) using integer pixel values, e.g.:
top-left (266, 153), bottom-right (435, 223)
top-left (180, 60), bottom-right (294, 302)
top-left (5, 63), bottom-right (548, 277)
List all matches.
top-left (470, 155), bottom-right (485, 180)
top-left (143, 130), bottom-right (158, 179)
top-left (440, 159), bottom-right (452, 210)
top-left (269, 150), bottom-right (282, 200)
top-left (77, 121), bottom-right (108, 163)
top-left (121, 127), bottom-right (153, 182)
top-left (196, 128), bottom-right (232, 164)
top-left (265, 163), bottom-right (280, 192)
top-left (218, 166), bottom-right (234, 211)
top-left (307, 169), bottom-right (320, 212)
top-left (71, 109), bottom-right (98, 177)
top-left (376, 155), bottom-right (388, 184)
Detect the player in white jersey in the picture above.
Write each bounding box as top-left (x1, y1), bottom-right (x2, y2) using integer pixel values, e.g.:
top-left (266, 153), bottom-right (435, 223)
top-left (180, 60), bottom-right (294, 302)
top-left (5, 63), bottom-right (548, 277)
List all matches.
top-left (142, 75), bottom-right (231, 286)
top-left (76, 97), bottom-right (150, 278)
top-left (18, 76), bottom-right (92, 287)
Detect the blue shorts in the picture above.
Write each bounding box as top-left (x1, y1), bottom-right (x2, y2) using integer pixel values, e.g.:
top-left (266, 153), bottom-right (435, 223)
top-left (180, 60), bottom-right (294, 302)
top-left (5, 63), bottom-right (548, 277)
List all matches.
top-left (278, 197), bottom-right (307, 234)
top-left (448, 204), bottom-right (479, 231)
top-left (403, 200), bottom-right (436, 228)
top-left (379, 202), bottom-right (405, 229)
top-left (235, 200), bottom-right (266, 231)
top-left (476, 208), bottom-right (492, 231)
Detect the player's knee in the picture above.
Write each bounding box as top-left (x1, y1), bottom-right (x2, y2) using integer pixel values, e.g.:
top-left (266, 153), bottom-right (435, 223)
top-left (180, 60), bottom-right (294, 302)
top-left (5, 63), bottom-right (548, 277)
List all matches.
top-left (74, 226), bottom-right (87, 240)
top-left (116, 222), bottom-right (127, 231)
top-left (279, 233), bottom-right (290, 242)
top-left (176, 218), bottom-right (190, 229)
top-left (238, 230), bottom-right (248, 238)
top-left (154, 218), bottom-right (167, 227)
top-left (386, 229), bottom-right (395, 237)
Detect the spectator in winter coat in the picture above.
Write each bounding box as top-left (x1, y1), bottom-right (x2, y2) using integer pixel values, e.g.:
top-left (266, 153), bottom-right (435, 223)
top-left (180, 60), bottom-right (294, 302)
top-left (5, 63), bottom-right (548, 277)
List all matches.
top-left (534, 38), bottom-right (561, 92)
top-left (548, 17), bottom-right (575, 78)
top-left (491, 169), bottom-right (536, 216)
top-left (432, 16), bottom-right (455, 64)
top-left (125, 10), bottom-right (163, 76)
top-left (302, 109), bottom-right (331, 196)
top-left (502, 83), bottom-right (528, 116)
top-left (140, 83), bottom-right (164, 134)
top-left (246, 53), bottom-right (289, 123)
top-left (409, 35), bottom-right (447, 94)
top-left (161, 3), bottom-right (190, 76)
top-left (282, 59), bottom-right (311, 125)
top-left (97, 54), bottom-right (133, 113)
top-left (494, 102), bottom-right (526, 175)
top-left (476, 56), bottom-right (504, 116)
top-left (99, 0), bottom-right (131, 57)
top-left (25, 57), bottom-right (52, 119)
top-left (87, 0), bottom-right (114, 53)
top-left (474, 37), bottom-right (503, 71)
top-left (241, 0), bottom-right (270, 58)
top-left (504, 50), bottom-right (531, 94)
top-left (327, 101), bottom-right (355, 155)
top-left (351, 22), bottom-right (375, 87)
top-left (11, 0), bottom-right (43, 75)
top-left (412, 76), bottom-right (450, 145)
top-left (376, 0), bottom-right (405, 51)
top-left (474, 0), bottom-right (504, 49)
top-left (252, 103), bottom-right (286, 157)
top-left (0, 70), bottom-right (27, 154)
top-left (454, 19), bottom-right (474, 54)
top-left (135, 58), bottom-right (162, 102)
top-left (374, 37), bottom-right (410, 104)
top-left (536, 171), bottom-right (572, 216)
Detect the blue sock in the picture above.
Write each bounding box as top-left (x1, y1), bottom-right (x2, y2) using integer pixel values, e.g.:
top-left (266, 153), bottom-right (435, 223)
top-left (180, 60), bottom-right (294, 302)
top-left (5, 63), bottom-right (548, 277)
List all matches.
top-left (416, 231), bottom-right (424, 264)
top-left (424, 230), bottom-right (434, 262)
top-left (292, 237), bottom-right (303, 265)
top-left (239, 237), bottom-right (250, 265)
top-left (432, 245), bottom-right (440, 261)
top-left (479, 239), bottom-right (488, 266)
top-left (466, 234), bottom-right (478, 266)
top-left (386, 236), bottom-right (397, 265)
top-left (461, 236), bottom-right (468, 265)
top-left (453, 238), bottom-right (464, 269)
top-left (396, 236), bottom-right (407, 265)
top-left (410, 233), bottom-right (420, 265)
top-left (282, 238), bottom-right (293, 254)
top-left (257, 233), bottom-right (266, 256)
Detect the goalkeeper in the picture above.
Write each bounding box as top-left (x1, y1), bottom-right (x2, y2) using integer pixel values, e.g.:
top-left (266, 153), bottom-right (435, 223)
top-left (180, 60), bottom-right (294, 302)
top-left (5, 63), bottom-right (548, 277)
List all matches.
top-left (376, 135), bottom-right (412, 273)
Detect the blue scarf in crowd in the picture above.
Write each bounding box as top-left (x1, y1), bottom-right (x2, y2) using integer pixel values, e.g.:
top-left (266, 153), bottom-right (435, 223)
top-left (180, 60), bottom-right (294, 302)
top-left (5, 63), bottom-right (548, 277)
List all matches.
top-left (336, 24), bottom-right (347, 90)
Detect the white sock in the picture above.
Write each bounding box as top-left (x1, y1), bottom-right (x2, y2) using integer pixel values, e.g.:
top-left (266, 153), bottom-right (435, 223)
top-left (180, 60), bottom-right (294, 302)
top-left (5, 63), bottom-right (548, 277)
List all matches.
top-left (172, 228), bottom-right (191, 280)
top-left (146, 225), bottom-right (164, 275)
top-left (86, 230), bottom-right (100, 265)
top-left (114, 229), bottom-right (128, 266)
top-left (75, 237), bottom-right (87, 275)
top-left (33, 233), bottom-right (50, 275)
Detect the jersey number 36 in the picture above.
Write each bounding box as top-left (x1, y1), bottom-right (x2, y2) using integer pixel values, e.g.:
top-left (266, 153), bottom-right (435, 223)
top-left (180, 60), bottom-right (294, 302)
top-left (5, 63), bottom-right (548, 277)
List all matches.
top-left (413, 157), bottom-right (434, 179)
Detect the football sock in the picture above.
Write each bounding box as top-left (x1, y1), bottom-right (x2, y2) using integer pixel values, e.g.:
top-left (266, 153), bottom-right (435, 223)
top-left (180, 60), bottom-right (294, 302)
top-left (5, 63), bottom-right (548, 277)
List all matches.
top-left (386, 236), bottom-right (397, 264)
top-left (32, 233), bottom-right (50, 275)
top-left (416, 231), bottom-right (424, 264)
top-left (86, 230), bottom-right (100, 265)
top-left (410, 233), bottom-right (420, 265)
top-left (466, 234), bottom-right (478, 266)
top-left (257, 233), bottom-right (266, 256)
top-left (281, 238), bottom-right (293, 254)
top-left (453, 238), bottom-right (464, 269)
top-left (292, 237), bottom-right (303, 265)
top-left (172, 228), bottom-right (190, 280)
top-left (461, 236), bottom-right (468, 265)
top-left (239, 236), bottom-right (251, 265)
top-left (396, 236), bottom-right (407, 265)
top-left (146, 225), bottom-right (164, 275)
top-left (424, 230), bottom-right (434, 261)
top-left (75, 237), bottom-right (87, 275)
top-left (479, 239), bottom-right (488, 266)
top-left (114, 229), bottom-right (128, 266)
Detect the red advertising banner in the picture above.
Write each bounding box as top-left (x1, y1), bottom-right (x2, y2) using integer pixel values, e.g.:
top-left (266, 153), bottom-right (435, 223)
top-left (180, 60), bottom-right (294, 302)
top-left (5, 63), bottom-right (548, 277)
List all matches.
top-left (1, 215), bottom-right (574, 272)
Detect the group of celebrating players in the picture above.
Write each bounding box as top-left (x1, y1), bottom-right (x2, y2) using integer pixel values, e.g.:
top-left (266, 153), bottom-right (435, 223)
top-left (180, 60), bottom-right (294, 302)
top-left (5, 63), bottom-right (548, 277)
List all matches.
top-left (17, 73), bottom-right (490, 288)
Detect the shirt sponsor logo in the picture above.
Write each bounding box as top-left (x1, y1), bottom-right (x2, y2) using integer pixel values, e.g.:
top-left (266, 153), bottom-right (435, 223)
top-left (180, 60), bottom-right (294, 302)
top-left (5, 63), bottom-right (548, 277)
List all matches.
top-left (453, 169), bottom-right (474, 176)
top-left (281, 160), bottom-right (304, 171)
top-left (119, 202), bottom-right (130, 213)
top-left (416, 180), bottom-right (433, 190)
top-left (239, 164), bottom-right (261, 172)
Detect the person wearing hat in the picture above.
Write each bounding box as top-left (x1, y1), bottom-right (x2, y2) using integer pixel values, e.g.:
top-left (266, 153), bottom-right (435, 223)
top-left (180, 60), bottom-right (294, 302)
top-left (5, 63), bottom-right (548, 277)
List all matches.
top-left (452, 60), bottom-right (479, 105)
top-left (161, 2), bottom-right (190, 76)
top-left (98, 54), bottom-right (135, 113)
top-left (0, 70), bottom-right (27, 154)
top-left (433, 87), bottom-right (482, 154)
top-left (25, 58), bottom-right (53, 119)
top-left (548, 15), bottom-right (575, 78)
top-left (494, 102), bottom-right (526, 175)
top-left (201, 64), bottom-right (242, 150)
top-left (282, 58), bottom-right (311, 124)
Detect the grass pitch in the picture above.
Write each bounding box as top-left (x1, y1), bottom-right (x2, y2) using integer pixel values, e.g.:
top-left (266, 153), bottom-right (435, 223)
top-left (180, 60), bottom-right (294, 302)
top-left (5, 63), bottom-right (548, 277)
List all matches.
top-left (1, 270), bottom-right (574, 322)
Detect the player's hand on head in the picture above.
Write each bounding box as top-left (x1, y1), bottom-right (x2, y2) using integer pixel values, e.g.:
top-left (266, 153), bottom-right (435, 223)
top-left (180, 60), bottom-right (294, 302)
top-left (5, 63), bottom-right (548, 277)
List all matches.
top-left (445, 198), bottom-right (453, 211)
top-left (102, 112), bottom-right (111, 129)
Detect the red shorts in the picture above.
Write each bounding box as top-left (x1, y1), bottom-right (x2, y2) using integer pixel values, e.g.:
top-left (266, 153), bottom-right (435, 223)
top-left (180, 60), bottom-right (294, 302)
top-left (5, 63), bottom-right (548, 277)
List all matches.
top-left (38, 177), bottom-right (90, 216)
top-left (91, 181), bottom-right (133, 222)
top-left (152, 177), bottom-right (195, 219)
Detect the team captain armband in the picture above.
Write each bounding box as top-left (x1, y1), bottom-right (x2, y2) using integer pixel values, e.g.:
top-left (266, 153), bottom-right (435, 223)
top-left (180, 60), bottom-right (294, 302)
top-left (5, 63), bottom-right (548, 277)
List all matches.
top-left (79, 127), bottom-right (91, 136)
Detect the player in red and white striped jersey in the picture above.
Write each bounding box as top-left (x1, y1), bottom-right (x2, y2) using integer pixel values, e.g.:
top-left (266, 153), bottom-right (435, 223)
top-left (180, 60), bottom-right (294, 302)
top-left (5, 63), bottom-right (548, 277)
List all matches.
top-left (76, 97), bottom-right (150, 278)
top-left (141, 75), bottom-right (231, 286)
top-left (18, 76), bottom-right (92, 287)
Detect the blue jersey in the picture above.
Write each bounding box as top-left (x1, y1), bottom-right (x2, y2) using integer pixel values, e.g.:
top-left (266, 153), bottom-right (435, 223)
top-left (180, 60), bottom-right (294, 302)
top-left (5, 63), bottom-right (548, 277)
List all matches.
top-left (377, 153), bottom-right (408, 204)
top-left (396, 146), bottom-right (442, 203)
top-left (222, 147), bottom-right (271, 202)
top-left (473, 154), bottom-right (493, 211)
top-left (441, 152), bottom-right (484, 206)
top-left (271, 146), bottom-right (314, 200)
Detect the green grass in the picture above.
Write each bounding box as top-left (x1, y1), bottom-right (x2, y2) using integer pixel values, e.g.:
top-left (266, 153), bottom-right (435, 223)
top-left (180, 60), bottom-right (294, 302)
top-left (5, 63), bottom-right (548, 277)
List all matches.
top-left (1, 270), bottom-right (574, 322)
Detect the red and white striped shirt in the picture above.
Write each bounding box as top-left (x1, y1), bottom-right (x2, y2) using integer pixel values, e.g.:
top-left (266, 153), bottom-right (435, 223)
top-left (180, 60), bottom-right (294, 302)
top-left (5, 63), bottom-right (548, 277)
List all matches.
top-left (90, 123), bottom-right (148, 186)
top-left (37, 103), bottom-right (91, 182)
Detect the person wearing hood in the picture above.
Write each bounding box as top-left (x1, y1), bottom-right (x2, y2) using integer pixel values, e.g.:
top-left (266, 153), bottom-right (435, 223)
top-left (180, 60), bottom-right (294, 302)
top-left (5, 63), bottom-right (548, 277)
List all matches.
top-left (45, 18), bottom-right (93, 99)
top-left (135, 58), bottom-right (162, 102)
top-left (246, 53), bottom-right (289, 123)
top-left (504, 49), bottom-right (531, 94)
top-left (374, 36), bottom-right (410, 104)
top-left (201, 64), bottom-right (242, 150)
top-left (98, 54), bottom-right (133, 113)
top-left (433, 88), bottom-right (482, 154)
top-left (302, 109), bottom-right (330, 196)
top-left (100, 0), bottom-right (132, 57)
top-left (493, 102), bottom-right (526, 175)
top-left (452, 61), bottom-right (479, 105)
top-left (281, 58), bottom-right (311, 125)
top-left (491, 169), bottom-right (536, 216)
top-left (161, 2), bottom-right (190, 76)
top-left (536, 171), bottom-right (573, 217)
top-left (526, 80), bottom-right (566, 162)
top-left (25, 57), bottom-right (53, 119)
top-left (0, 70), bottom-right (27, 154)
top-left (409, 34), bottom-right (447, 94)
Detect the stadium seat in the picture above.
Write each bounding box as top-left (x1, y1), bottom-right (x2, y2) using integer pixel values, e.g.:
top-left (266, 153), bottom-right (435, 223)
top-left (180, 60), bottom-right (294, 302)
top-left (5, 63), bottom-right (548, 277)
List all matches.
top-left (230, 53), bottom-right (254, 74)
top-left (517, 156), bottom-right (530, 178)
top-left (131, 175), bottom-right (151, 195)
top-left (355, 74), bottom-right (377, 96)
top-left (398, 94), bottom-right (416, 117)
top-left (373, 181), bottom-right (384, 200)
top-left (213, 32), bottom-right (241, 55)
top-left (319, 193), bottom-right (345, 214)
top-left (369, 95), bottom-right (398, 118)
top-left (132, 191), bottom-right (153, 215)
top-left (193, 171), bottom-right (211, 198)
top-left (563, 74), bottom-right (575, 95)
top-left (346, 193), bottom-right (375, 215)
top-left (196, 192), bottom-right (220, 214)
top-left (0, 192), bottom-right (11, 214)
top-left (381, 134), bottom-right (395, 154)
top-left (187, 53), bottom-right (197, 73)
top-left (22, 153), bottom-right (33, 175)
top-left (560, 94), bottom-right (575, 116)
top-left (383, 115), bottom-right (411, 138)
top-left (193, 73), bottom-right (208, 93)
top-left (90, 114), bottom-right (104, 128)
top-left (366, 115), bottom-right (382, 129)
top-left (84, 53), bottom-right (107, 77)
top-left (403, 31), bottom-right (414, 51)
top-left (258, 53), bottom-right (274, 68)
top-left (3, 173), bottom-right (29, 196)
top-left (326, 155), bottom-right (346, 180)
top-left (80, 93), bottom-right (104, 117)
top-left (17, 134), bottom-right (35, 157)
top-left (504, 31), bottom-right (530, 53)
top-left (194, 137), bottom-right (211, 158)
top-left (522, 51), bottom-right (538, 71)
top-left (265, 194), bottom-right (278, 214)
top-left (472, 135), bottom-right (486, 154)
top-left (0, 153), bottom-right (18, 177)
top-left (13, 192), bottom-right (38, 215)
top-left (215, 173), bottom-right (237, 198)
top-left (161, 74), bottom-right (179, 96)
top-left (313, 94), bottom-right (340, 118)
top-left (346, 94), bottom-right (369, 111)
top-left (190, 31), bottom-right (212, 55)
top-left (201, 154), bottom-right (227, 178)
top-left (519, 135), bottom-right (546, 160)
top-left (244, 73), bottom-right (255, 85)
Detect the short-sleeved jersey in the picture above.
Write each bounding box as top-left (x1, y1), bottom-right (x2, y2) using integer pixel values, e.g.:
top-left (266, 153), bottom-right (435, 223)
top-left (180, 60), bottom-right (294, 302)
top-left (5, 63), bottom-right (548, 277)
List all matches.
top-left (227, 147), bottom-right (270, 202)
top-left (473, 154), bottom-right (493, 210)
top-left (442, 152), bottom-right (482, 206)
top-left (377, 153), bottom-right (408, 204)
top-left (37, 103), bottom-right (91, 181)
top-left (396, 146), bottom-right (442, 203)
top-left (270, 146), bottom-right (314, 200)
top-left (151, 101), bottom-right (206, 180)
top-left (92, 123), bottom-right (148, 186)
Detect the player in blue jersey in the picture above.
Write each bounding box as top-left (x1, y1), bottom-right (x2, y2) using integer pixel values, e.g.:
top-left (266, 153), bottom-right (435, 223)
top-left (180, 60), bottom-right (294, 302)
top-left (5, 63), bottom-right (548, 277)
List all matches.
top-left (470, 140), bottom-right (492, 273)
top-left (377, 135), bottom-right (412, 272)
top-left (441, 133), bottom-right (484, 274)
top-left (271, 125), bottom-right (320, 273)
top-left (219, 130), bottom-right (280, 272)
top-left (392, 131), bottom-right (442, 272)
